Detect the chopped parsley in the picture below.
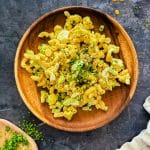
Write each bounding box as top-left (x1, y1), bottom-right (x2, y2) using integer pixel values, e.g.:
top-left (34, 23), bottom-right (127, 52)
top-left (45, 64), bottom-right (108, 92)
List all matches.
top-left (19, 120), bottom-right (42, 141)
top-left (5, 126), bottom-right (11, 132)
top-left (0, 132), bottom-right (29, 150)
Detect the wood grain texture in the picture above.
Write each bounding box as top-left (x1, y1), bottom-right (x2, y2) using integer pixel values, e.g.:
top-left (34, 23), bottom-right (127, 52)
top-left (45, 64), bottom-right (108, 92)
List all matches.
top-left (14, 6), bottom-right (138, 132)
top-left (0, 119), bottom-right (38, 150)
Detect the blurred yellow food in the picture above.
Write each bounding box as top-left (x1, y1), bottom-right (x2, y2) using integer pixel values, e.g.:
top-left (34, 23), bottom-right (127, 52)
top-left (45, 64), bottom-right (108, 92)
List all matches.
top-left (115, 9), bottom-right (120, 15)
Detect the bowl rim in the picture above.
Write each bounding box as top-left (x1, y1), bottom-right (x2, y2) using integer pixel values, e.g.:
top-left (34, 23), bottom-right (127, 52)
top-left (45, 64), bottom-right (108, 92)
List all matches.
top-left (14, 6), bottom-right (139, 132)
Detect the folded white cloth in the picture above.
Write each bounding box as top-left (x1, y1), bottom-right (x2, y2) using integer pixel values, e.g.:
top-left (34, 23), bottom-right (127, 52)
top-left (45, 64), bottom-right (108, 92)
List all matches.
top-left (143, 96), bottom-right (150, 114)
top-left (117, 96), bottom-right (150, 150)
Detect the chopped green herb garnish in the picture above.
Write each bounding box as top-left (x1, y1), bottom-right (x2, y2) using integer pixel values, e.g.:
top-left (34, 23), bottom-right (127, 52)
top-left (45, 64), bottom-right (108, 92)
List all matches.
top-left (83, 48), bottom-right (88, 53)
top-left (132, 5), bottom-right (141, 13)
top-left (58, 92), bottom-right (67, 101)
top-left (5, 126), bottom-right (11, 132)
top-left (69, 58), bottom-right (78, 65)
top-left (19, 120), bottom-right (42, 141)
top-left (0, 132), bottom-right (29, 150)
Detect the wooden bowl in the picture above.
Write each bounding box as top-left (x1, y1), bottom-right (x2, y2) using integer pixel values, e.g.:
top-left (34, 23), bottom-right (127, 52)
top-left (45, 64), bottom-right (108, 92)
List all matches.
top-left (0, 119), bottom-right (38, 149)
top-left (15, 6), bottom-right (138, 132)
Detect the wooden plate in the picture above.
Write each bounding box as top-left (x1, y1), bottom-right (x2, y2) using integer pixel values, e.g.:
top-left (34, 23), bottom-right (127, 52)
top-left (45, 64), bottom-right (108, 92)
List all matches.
top-left (14, 6), bottom-right (138, 132)
top-left (0, 119), bottom-right (38, 149)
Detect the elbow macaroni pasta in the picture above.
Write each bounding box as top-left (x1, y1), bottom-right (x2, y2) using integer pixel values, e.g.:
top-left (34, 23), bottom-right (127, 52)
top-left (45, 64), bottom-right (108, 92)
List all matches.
top-left (21, 11), bottom-right (130, 120)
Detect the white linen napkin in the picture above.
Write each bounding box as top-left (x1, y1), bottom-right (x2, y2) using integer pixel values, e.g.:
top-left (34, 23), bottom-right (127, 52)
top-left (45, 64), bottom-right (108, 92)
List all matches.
top-left (117, 96), bottom-right (150, 150)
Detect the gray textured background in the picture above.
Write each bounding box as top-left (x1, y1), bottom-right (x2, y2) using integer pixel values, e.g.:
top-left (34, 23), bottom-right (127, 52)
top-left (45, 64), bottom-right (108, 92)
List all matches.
top-left (0, 0), bottom-right (150, 150)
